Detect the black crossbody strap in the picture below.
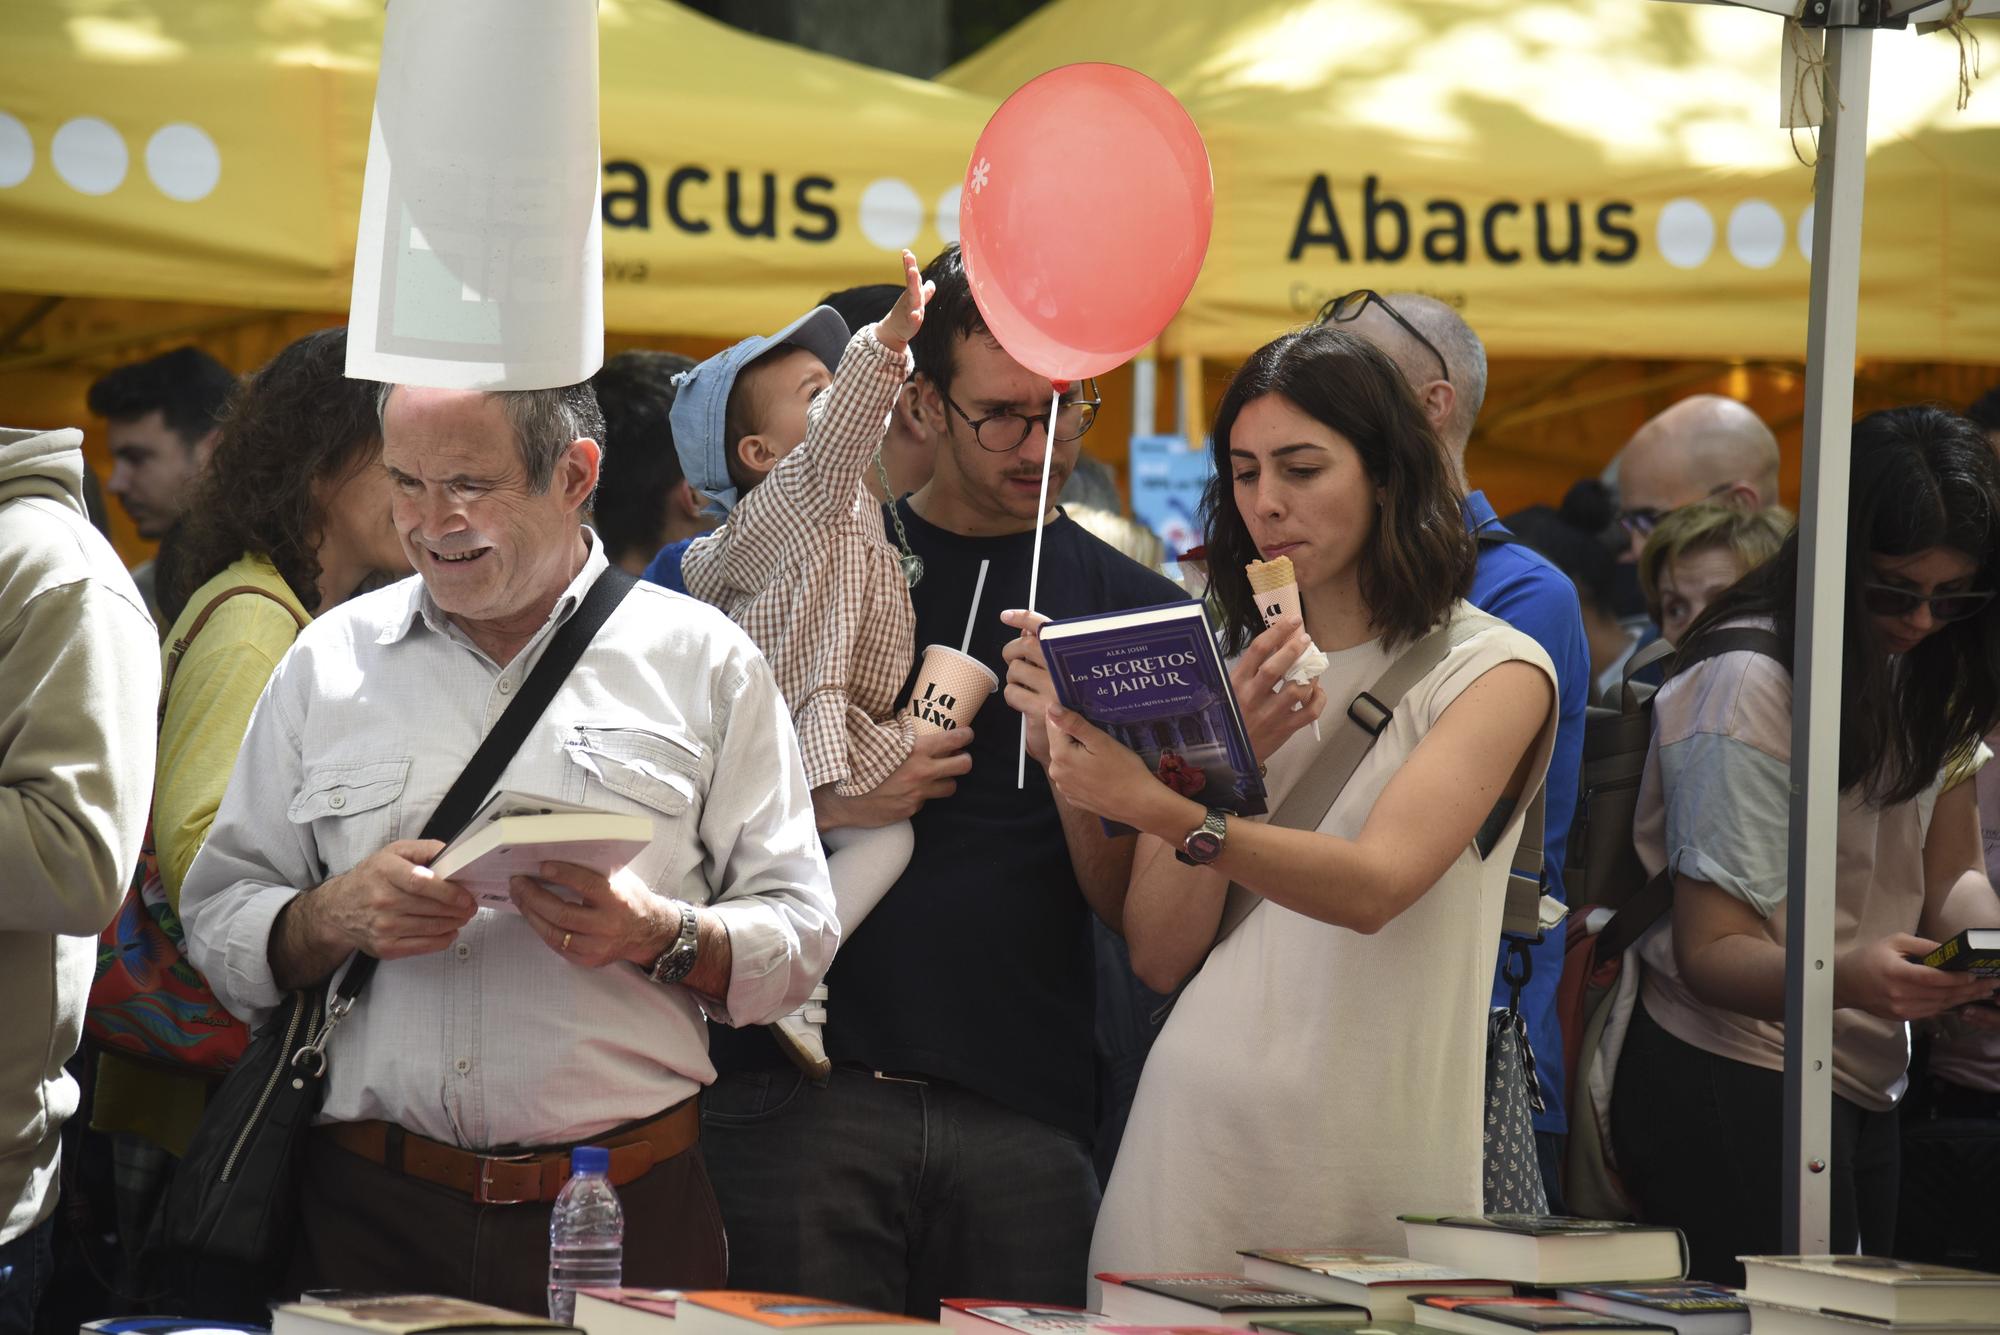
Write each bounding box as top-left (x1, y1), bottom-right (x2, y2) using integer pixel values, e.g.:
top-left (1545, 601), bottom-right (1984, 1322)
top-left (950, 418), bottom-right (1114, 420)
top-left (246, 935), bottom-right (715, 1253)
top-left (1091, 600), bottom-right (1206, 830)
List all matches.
top-left (333, 564), bottom-right (639, 1006)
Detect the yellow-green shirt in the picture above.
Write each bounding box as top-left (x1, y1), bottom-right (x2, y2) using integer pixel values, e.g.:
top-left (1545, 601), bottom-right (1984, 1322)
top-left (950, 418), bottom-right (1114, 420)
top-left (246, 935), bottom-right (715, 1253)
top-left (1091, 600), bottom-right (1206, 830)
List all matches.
top-left (94, 553), bottom-right (311, 1153)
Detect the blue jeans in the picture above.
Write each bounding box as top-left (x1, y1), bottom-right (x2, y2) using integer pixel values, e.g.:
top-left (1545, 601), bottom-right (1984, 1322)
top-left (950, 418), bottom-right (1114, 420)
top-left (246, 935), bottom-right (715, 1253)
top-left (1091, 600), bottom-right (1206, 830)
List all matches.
top-left (702, 1067), bottom-right (1100, 1315)
top-left (0, 1215), bottom-right (54, 1335)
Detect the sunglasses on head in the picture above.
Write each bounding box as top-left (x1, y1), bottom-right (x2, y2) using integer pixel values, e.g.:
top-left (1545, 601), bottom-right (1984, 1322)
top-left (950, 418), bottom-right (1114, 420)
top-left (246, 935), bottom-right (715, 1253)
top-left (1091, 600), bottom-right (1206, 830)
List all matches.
top-left (1860, 583), bottom-right (1995, 623)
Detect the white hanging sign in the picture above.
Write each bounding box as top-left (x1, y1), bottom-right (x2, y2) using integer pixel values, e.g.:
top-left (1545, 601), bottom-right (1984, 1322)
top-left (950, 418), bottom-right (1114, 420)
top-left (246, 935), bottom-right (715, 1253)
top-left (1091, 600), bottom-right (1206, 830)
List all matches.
top-left (347, 0), bottom-right (603, 391)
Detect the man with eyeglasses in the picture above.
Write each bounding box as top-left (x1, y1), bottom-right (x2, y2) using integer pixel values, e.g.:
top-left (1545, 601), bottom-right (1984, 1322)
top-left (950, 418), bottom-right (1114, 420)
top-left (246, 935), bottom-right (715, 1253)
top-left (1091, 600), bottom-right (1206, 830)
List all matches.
top-left (1328, 289), bottom-right (1590, 1212)
top-left (699, 244), bottom-right (1185, 1313)
top-left (1612, 394), bottom-right (1782, 563)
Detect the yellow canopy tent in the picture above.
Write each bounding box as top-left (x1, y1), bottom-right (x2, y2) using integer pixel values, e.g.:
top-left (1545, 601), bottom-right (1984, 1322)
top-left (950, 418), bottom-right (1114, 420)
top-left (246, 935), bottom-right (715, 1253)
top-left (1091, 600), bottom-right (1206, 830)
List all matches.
top-left (941, 0), bottom-right (2000, 509)
top-left (942, 0), bottom-right (1999, 363)
top-left (0, 0), bottom-right (991, 331)
top-left (0, 0), bottom-right (998, 558)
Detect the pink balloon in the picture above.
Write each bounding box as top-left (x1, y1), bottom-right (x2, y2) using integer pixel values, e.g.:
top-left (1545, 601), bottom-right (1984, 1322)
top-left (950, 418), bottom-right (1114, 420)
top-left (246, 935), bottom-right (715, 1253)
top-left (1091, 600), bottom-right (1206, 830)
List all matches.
top-left (958, 64), bottom-right (1213, 385)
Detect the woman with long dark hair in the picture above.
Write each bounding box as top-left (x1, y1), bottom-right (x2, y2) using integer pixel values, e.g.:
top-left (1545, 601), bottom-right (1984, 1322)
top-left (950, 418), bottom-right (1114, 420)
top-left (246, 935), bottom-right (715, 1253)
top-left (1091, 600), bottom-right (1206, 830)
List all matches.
top-left (93, 327), bottom-right (409, 1262)
top-left (1610, 405), bottom-right (2000, 1283)
top-left (1034, 325), bottom-right (1559, 1273)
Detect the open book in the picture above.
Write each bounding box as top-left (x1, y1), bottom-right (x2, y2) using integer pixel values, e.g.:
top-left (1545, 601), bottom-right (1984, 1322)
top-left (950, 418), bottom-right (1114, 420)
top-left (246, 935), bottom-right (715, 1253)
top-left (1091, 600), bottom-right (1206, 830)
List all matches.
top-left (430, 790), bottom-right (653, 912)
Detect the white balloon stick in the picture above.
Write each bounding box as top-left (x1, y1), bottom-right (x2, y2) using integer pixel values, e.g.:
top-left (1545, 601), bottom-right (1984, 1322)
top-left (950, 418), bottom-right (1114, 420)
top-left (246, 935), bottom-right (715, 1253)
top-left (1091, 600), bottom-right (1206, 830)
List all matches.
top-left (1018, 384), bottom-right (1062, 790)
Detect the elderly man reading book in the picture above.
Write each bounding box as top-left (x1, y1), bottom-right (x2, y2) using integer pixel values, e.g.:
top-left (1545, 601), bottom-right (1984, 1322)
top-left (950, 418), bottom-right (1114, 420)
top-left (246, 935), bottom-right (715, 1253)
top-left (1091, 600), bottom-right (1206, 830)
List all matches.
top-left (181, 379), bottom-right (836, 1312)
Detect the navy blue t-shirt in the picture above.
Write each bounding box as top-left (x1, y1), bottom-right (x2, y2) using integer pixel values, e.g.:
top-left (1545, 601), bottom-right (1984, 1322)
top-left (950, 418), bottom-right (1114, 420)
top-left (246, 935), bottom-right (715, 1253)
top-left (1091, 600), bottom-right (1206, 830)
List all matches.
top-left (641, 537), bottom-right (696, 595)
top-left (709, 500), bottom-right (1183, 1140)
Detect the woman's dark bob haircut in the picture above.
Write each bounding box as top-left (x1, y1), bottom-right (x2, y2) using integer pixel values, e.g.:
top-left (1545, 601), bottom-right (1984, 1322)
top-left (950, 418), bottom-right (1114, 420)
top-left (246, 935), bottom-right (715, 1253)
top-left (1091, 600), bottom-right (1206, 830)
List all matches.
top-left (1201, 324), bottom-right (1474, 654)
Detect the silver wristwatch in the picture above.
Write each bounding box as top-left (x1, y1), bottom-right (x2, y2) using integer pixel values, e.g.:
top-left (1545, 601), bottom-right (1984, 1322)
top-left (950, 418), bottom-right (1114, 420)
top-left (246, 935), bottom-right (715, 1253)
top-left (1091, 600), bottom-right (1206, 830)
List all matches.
top-left (645, 903), bottom-right (700, 986)
top-left (1175, 809), bottom-right (1228, 866)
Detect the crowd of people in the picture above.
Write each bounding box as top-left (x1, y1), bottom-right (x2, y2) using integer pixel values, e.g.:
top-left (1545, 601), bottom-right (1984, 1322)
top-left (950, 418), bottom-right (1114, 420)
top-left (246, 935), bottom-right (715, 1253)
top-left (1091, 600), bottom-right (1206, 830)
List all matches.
top-left (6, 244), bottom-right (2000, 1332)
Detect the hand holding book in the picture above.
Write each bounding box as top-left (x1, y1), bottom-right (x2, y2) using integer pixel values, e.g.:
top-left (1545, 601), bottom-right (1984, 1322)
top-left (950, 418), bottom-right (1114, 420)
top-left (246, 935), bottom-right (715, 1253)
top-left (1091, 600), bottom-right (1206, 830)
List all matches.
top-left (1836, 930), bottom-right (1999, 1021)
top-left (1044, 704), bottom-right (1204, 839)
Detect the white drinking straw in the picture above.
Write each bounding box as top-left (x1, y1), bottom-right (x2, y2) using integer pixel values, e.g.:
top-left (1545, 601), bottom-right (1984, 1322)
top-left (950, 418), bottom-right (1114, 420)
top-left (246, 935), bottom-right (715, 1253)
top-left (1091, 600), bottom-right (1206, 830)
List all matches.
top-left (961, 558), bottom-right (991, 656)
top-left (1018, 384), bottom-right (1063, 789)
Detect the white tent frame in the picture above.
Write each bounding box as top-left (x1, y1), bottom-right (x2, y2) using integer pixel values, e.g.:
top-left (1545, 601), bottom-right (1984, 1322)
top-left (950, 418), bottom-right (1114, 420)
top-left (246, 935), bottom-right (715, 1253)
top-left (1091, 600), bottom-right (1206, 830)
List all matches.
top-left (1688, 0), bottom-right (1998, 1253)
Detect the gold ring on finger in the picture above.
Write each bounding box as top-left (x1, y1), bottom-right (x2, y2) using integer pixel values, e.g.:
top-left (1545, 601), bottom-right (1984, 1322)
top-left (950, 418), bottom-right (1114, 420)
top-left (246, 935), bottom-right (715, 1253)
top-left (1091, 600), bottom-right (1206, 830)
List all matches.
top-left (561, 930), bottom-right (573, 953)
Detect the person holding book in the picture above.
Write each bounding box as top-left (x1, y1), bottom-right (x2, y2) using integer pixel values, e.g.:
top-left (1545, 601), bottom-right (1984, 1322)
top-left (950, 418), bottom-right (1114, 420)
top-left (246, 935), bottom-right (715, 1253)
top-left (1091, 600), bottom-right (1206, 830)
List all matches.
top-left (698, 243), bottom-right (1185, 1314)
top-left (180, 375), bottom-right (836, 1311)
top-left (90, 326), bottom-right (412, 1290)
top-left (670, 249), bottom-right (972, 1077)
top-left (1042, 324), bottom-right (1560, 1278)
top-left (1609, 405), bottom-right (2000, 1285)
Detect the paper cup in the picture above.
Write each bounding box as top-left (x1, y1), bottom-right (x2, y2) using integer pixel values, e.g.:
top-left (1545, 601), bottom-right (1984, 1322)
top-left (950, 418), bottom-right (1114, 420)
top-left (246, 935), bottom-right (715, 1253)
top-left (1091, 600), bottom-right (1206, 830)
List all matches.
top-left (908, 645), bottom-right (999, 734)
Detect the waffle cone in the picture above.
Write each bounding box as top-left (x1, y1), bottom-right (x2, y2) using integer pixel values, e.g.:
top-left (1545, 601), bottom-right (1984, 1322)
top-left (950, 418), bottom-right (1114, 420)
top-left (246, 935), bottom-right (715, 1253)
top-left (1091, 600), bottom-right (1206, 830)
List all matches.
top-left (1245, 556), bottom-right (1296, 595)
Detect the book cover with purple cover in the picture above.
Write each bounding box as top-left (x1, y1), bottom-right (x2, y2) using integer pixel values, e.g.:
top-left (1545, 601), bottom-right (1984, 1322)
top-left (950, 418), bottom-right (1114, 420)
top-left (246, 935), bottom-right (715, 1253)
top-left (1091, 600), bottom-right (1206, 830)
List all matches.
top-left (1039, 600), bottom-right (1267, 836)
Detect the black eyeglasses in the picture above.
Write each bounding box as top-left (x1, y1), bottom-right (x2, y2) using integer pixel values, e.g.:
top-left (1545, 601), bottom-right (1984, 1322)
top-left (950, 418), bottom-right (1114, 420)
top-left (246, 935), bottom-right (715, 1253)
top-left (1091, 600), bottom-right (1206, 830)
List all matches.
top-left (940, 380), bottom-right (1100, 453)
top-left (1317, 289), bottom-right (1449, 385)
top-left (1861, 583), bottom-right (1995, 623)
top-left (1618, 483), bottom-right (1737, 539)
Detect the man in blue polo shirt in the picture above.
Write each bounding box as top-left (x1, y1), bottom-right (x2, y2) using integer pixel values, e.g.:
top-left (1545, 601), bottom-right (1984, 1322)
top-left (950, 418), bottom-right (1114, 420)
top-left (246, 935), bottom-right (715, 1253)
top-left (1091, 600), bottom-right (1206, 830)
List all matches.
top-left (1332, 290), bottom-right (1589, 1209)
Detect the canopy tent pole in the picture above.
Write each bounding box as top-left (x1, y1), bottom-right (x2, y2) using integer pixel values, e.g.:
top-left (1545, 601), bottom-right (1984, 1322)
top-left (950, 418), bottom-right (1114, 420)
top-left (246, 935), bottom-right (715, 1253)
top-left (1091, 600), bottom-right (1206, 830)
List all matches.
top-left (1784, 17), bottom-right (1875, 1256)
top-left (1133, 352), bottom-right (1158, 438)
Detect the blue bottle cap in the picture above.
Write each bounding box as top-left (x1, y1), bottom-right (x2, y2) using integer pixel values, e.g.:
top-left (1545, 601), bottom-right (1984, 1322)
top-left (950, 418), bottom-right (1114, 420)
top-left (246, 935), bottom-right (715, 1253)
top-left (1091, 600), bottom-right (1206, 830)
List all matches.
top-left (571, 1145), bottom-right (610, 1175)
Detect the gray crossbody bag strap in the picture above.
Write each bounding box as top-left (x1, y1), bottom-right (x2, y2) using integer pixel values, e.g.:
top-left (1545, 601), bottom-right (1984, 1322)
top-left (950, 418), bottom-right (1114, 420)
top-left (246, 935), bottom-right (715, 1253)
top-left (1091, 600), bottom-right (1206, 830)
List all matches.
top-left (1207, 609), bottom-right (1494, 950)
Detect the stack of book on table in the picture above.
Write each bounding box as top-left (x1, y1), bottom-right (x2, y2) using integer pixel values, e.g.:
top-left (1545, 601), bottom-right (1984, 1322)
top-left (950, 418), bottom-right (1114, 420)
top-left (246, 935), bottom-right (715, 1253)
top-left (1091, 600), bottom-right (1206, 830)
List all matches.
top-left (1389, 1214), bottom-right (1733, 1335)
top-left (268, 1295), bottom-right (579, 1335)
top-left (96, 1233), bottom-right (2000, 1335)
top-left (1736, 1257), bottom-right (2000, 1335)
top-left (579, 1292), bottom-right (945, 1335)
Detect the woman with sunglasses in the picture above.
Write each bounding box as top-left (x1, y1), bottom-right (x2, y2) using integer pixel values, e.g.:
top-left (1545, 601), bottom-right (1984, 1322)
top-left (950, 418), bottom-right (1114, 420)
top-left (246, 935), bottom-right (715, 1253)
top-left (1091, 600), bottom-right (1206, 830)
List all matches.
top-left (1610, 405), bottom-right (2000, 1284)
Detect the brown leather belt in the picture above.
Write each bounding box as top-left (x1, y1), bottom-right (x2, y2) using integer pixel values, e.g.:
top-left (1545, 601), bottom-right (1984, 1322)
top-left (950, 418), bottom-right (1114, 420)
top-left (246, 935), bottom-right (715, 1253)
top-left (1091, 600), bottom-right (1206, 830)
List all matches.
top-left (323, 1097), bottom-right (699, 1206)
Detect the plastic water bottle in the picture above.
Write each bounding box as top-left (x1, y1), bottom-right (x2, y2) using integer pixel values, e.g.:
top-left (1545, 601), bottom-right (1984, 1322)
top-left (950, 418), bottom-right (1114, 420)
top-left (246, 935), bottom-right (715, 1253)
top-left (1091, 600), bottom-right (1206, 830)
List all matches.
top-left (548, 1145), bottom-right (623, 1323)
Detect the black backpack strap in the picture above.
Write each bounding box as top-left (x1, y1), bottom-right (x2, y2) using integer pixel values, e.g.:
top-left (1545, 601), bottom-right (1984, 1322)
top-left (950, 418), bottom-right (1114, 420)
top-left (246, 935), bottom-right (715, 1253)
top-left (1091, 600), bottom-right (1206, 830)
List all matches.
top-left (1670, 625), bottom-right (1789, 679)
top-left (333, 565), bottom-right (640, 1007)
top-left (1593, 624), bottom-right (1788, 960)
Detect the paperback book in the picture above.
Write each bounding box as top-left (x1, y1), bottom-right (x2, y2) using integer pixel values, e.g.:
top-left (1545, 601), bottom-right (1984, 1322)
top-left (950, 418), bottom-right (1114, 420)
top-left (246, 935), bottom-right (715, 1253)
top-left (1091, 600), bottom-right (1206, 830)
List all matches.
top-left (1738, 1303), bottom-right (1996, 1335)
top-left (430, 789), bottom-right (654, 911)
top-left (1258, 1328), bottom-right (1434, 1335)
top-left (573, 1289), bottom-right (682, 1335)
top-left (1237, 1250), bottom-right (1511, 1321)
top-left (270, 1296), bottom-right (573, 1335)
top-left (1407, 1297), bottom-right (1672, 1335)
top-left (938, 1304), bottom-right (1114, 1335)
top-left (1039, 601), bottom-right (1268, 836)
top-left (1553, 1285), bottom-right (1744, 1335)
top-left (1096, 1275), bottom-right (1364, 1329)
top-left (82, 1322), bottom-right (270, 1335)
top-left (677, 1293), bottom-right (944, 1335)
top-left (1397, 1215), bottom-right (1687, 1287)
top-left (1913, 927), bottom-right (2000, 978)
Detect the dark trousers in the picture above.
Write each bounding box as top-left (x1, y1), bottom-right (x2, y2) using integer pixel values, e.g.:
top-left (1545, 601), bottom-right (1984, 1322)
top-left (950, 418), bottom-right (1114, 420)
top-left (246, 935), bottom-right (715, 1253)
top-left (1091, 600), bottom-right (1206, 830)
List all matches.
top-left (1896, 1072), bottom-right (2000, 1270)
top-left (1535, 1131), bottom-right (1568, 1215)
top-left (0, 1216), bottom-right (53, 1335)
top-left (295, 1130), bottom-right (727, 1315)
top-left (701, 1067), bottom-right (1100, 1316)
top-left (1611, 998), bottom-right (1900, 1286)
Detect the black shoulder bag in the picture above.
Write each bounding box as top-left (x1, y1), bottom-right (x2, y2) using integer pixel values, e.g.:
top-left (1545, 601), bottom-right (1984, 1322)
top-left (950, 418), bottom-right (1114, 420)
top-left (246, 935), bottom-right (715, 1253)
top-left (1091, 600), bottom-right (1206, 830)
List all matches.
top-left (157, 566), bottom-right (637, 1315)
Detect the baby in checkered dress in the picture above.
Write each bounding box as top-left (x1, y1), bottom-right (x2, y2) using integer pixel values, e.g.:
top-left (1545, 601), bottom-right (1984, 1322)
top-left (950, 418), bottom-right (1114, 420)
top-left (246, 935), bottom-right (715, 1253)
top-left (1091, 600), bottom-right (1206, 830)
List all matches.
top-left (670, 251), bottom-right (935, 1076)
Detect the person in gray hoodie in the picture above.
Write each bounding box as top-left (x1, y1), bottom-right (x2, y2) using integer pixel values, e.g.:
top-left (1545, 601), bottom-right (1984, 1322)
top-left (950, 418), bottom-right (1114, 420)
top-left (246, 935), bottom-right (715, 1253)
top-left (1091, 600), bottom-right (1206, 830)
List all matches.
top-left (0, 426), bottom-right (159, 1331)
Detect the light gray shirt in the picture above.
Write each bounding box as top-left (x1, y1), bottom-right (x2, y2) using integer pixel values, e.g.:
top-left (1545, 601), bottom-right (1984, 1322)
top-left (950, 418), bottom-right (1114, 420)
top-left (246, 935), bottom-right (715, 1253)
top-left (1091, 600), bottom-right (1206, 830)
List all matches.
top-left (182, 530), bottom-right (835, 1148)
